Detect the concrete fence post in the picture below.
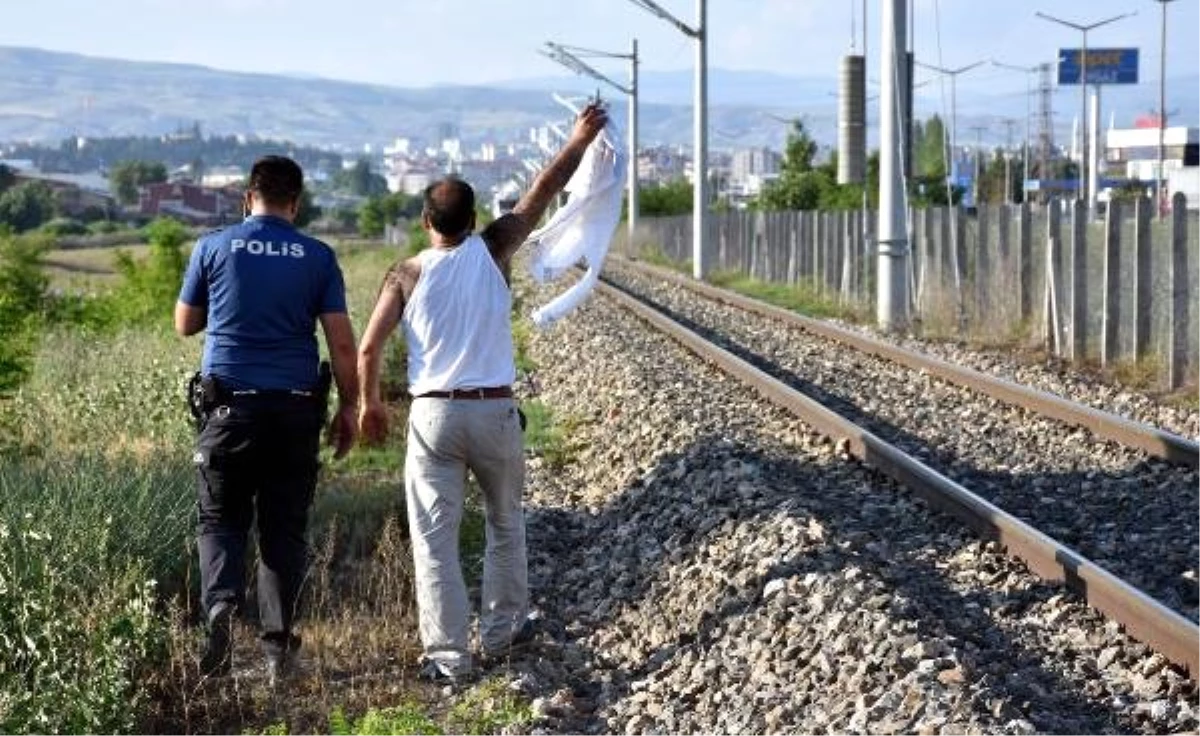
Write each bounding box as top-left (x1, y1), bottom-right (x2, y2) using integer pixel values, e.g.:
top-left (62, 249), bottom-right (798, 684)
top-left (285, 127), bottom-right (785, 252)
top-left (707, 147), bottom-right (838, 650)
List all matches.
top-left (1101, 199), bottom-right (1122, 368)
top-left (1070, 199), bottom-right (1088, 363)
top-left (1133, 196), bottom-right (1152, 360)
top-left (1018, 202), bottom-right (1032, 324)
top-left (1168, 193), bottom-right (1189, 389)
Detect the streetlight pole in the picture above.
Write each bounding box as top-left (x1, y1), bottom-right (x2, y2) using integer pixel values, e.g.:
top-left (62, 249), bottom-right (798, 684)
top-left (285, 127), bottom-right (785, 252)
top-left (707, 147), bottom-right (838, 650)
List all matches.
top-left (914, 59), bottom-right (984, 188)
top-left (991, 59), bottom-right (1044, 202)
top-left (1154, 0), bottom-right (1178, 219)
top-left (540, 40), bottom-right (640, 249)
top-left (1035, 11), bottom-right (1136, 209)
top-left (627, 0), bottom-right (707, 278)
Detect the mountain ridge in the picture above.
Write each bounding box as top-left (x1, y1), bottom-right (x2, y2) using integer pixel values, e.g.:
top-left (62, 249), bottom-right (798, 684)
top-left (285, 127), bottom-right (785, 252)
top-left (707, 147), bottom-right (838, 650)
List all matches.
top-left (0, 45), bottom-right (1195, 153)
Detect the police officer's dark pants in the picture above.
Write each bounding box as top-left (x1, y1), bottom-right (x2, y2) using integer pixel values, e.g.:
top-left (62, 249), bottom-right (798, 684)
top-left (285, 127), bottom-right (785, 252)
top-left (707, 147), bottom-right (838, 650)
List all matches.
top-left (194, 395), bottom-right (320, 652)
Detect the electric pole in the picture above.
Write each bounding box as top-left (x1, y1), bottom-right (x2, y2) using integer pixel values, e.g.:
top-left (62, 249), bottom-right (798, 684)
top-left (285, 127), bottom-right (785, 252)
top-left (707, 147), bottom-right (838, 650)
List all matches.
top-left (627, 0), bottom-right (707, 278)
top-left (878, 0), bottom-right (909, 332)
top-left (1153, 0), bottom-right (1179, 219)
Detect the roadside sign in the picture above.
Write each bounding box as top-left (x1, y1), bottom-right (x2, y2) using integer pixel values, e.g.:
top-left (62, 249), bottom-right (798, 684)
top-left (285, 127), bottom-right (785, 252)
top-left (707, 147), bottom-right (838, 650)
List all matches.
top-left (1058, 48), bottom-right (1139, 85)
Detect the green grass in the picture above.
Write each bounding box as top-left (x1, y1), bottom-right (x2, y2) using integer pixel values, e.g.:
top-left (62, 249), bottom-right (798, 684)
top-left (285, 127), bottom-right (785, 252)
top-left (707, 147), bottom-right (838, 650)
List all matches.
top-left (329, 703), bottom-right (442, 735)
top-left (520, 399), bottom-right (579, 470)
top-left (632, 245), bottom-right (863, 323)
top-left (255, 687), bottom-right (526, 736)
top-left (0, 236), bottom-right (556, 734)
top-left (706, 269), bottom-right (861, 322)
top-left (634, 245), bottom-right (689, 274)
top-left (445, 677), bottom-right (533, 735)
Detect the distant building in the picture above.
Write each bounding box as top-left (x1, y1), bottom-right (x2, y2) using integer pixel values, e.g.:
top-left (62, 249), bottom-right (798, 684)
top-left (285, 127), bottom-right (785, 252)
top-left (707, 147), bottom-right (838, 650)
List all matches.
top-left (201, 166), bottom-right (246, 188)
top-left (730, 147), bottom-right (781, 185)
top-left (639, 145), bottom-right (688, 184)
top-left (1105, 125), bottom-right (1199, 208)
top-left (139, 181), bottom-right (240, 225)
top-left (9, 167), bottom-right (115, 217)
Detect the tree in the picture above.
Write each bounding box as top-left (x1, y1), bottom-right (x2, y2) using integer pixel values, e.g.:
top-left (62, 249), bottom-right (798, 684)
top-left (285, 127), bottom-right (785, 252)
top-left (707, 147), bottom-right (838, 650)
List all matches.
top-left (758, 121), bottom-right (828, 211)
top-left (109, 160), bottom-right (168, 205)
top-left (355, 191), bottom-right (421, 238)
top-left (378, 191), bottom-right (422, 223)
top-left (357, 197), bottom-right (386, 238)
top-left (0, 182), bottom-right (57, 232)
top-left (0, 164), bottom-right (15, 195)
top-left (336, 159), bottom-right (388, 197)
top-left (639, 179), bottom-right (692, 216)
top-left (294, 189), bottom-right (321, 228)
top-left (977, 150), bottom-right (1022, 205)
top-left (915, 114), bottom-right (948, 178)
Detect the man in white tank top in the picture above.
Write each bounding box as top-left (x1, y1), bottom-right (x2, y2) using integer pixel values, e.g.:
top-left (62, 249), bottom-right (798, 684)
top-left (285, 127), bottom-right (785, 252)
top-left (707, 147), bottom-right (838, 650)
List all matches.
top-left (356, 103), bottom-right (608, 682)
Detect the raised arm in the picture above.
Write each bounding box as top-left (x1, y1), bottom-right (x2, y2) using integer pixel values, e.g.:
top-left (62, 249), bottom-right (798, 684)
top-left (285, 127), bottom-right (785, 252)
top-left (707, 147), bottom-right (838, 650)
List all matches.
top-left (483, 103), bottom-right (608, 262)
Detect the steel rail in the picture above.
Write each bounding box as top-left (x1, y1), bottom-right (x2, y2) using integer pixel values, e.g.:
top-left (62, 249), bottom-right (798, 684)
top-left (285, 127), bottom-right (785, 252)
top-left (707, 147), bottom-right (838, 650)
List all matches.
top-left (615, 258), bottom-right (1198, 468)
top-left (596, 278), bottom-right (1200, 679)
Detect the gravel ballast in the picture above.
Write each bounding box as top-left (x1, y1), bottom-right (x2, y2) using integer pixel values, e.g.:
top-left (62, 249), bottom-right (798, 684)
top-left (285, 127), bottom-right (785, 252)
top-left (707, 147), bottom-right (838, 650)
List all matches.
top-left (490, 279), bottom-right (1200, 735)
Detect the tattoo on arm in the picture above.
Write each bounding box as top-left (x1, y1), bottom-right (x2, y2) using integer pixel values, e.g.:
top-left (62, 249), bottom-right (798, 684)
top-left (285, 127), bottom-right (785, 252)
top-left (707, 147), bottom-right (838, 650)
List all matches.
top-left (382, 260), bottom-right (404, 295)
top-left (377, 259), bottom-right (416, 319)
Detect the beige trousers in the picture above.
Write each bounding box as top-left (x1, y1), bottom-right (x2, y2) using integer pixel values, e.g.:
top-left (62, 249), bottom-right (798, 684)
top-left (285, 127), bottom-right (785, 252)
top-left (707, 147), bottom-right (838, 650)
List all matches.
top-left (405, 396), bottom-right (528, 673)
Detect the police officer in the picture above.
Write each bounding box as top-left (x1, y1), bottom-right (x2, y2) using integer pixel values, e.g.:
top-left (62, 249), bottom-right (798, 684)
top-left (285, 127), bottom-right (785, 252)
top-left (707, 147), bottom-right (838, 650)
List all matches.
top-left (175, 155), bottom-right (359, 680)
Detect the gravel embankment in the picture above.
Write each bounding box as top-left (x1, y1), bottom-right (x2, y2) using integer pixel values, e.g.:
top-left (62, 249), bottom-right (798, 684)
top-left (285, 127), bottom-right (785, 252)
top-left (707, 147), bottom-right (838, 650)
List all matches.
top-left (598, 265), bottom-right (1199, 624)
top-left (494, 280), bottom-right (1199, 735)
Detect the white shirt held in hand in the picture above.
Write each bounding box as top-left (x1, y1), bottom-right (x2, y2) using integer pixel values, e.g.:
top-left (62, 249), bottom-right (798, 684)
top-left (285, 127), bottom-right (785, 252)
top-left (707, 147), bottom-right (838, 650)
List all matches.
top-left (525, 119), bottom-right (626, 329)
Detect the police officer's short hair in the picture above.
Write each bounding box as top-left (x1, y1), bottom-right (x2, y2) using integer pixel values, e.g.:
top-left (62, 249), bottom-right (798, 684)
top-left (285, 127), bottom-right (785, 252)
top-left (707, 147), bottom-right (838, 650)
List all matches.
top-left (423, 177), bottom-right (475, 236)
top-left (248, 155), bottom-right (303, 207)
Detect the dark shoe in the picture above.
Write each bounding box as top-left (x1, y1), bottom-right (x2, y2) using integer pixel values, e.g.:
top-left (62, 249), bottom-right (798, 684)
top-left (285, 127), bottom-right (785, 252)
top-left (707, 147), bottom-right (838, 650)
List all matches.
top-left (199, 602), bottom-right (235, 678)
top-left (262, 633), bottom-right (301, 686)
top-left (265, 649), bottom-right (293, 686)
top-left (417, 658), bottom-right (473, 686)
top-left (482, 617), bottom-right (539, 662)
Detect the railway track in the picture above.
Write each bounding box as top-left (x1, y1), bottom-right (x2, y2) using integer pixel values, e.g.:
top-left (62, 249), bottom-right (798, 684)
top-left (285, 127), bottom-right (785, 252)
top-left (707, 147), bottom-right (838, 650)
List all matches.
top-left (591, 260), bottom-right (1198, 680)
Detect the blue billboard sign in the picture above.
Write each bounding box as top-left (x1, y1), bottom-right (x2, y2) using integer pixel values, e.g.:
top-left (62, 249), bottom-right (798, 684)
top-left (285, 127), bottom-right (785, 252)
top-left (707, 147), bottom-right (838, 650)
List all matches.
top-left (1058, 48), bottom-right (1139, 85)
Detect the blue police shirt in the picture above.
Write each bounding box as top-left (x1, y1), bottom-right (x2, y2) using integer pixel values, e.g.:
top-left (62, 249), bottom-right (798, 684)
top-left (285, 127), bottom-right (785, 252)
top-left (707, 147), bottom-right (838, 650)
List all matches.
top-left (178, 215), bottom-right (347, 391)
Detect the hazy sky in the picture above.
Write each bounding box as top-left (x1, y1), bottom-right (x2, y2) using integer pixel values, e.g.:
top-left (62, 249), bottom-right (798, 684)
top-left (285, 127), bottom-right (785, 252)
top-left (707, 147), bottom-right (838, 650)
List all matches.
top-left (1, 0), bottom-right (1196, 95)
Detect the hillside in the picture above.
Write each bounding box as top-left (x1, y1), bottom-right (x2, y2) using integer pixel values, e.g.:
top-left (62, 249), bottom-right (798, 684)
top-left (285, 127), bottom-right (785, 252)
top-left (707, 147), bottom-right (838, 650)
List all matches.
top-left (0, 46), bottom-right (807, 151)
top-left (1, 46), bottom-right (1195, 153)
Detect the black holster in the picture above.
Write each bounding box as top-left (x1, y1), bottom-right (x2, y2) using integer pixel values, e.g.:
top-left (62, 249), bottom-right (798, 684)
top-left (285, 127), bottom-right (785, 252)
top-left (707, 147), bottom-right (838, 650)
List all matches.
top-left (185, 362), bottom-right (332, 431)
top-left (315, 360), bottom-right (332, 426)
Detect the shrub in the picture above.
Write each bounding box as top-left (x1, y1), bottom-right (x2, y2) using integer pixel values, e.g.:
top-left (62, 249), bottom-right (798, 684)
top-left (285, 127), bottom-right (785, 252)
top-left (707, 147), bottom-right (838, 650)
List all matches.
top-left (87, 219), bottom-right (126, 235)
top-left (0, 233), bottom-right (48, 393)
top-left (105, 217), bottom-right (190, 327)
top-left (0, 182), bottom-right (56, 232)
top-left (38, 217), bottom-right (88, 236)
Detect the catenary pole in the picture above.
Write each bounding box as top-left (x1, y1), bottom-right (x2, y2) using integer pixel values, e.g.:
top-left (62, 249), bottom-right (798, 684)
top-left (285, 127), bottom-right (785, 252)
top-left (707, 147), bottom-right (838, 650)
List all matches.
top-left (878, 0), bottom-right (908, 332)
top-left (626, 0), bottom-right (707, 278)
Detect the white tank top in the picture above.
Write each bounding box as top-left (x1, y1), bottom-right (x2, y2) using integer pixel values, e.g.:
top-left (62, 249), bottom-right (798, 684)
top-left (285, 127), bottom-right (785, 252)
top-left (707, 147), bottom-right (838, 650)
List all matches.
top-left (402, 234), bottom-right (516, 395)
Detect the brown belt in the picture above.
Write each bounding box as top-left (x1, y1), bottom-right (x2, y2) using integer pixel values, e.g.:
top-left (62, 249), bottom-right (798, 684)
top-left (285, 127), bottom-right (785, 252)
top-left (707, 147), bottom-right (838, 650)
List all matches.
top-left (415, 386), bottom-right (513, 400)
